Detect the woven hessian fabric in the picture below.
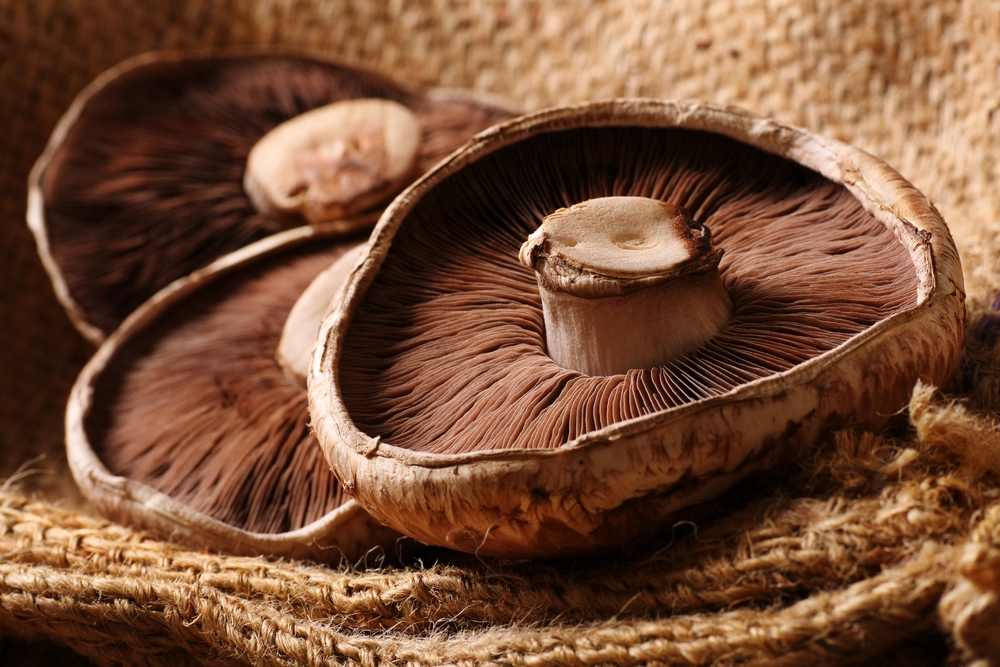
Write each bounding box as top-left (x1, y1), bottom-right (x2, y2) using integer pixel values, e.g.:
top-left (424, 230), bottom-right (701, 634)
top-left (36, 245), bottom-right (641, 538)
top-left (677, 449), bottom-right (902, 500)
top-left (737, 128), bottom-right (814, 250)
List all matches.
top-left (2, 1), bottom-right (1000, 664)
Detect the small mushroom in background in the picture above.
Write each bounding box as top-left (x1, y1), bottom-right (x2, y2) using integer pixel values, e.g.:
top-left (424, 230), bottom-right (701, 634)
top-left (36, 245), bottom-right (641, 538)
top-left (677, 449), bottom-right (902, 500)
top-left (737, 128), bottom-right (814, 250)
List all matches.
top-left (308, 100), bottom-right (966, 559)
top-left (28, 49), bottom-right (518, 344)
top-left (66, 224), bottom-right (399, 560)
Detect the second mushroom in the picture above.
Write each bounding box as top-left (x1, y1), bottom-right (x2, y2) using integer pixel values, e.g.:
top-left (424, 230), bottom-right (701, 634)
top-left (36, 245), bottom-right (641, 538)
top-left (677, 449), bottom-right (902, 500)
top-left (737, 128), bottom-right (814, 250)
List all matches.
top-left (29, 49), bottom-right (516, 343)
top-left (67, 225), bottom-right (398, 560)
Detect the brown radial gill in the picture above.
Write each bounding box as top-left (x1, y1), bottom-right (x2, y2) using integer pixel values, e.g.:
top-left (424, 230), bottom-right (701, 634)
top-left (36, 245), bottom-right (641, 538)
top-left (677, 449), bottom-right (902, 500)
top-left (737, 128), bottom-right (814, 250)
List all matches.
top-left (87, 240), bottom-right (357, 534)
top-left (339, 126), bottom-right (919, 455)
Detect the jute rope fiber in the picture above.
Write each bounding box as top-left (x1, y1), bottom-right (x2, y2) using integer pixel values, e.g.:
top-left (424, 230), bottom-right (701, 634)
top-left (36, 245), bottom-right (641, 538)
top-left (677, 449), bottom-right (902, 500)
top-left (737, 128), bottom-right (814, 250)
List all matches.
top-left (2, 0), bottom-right (1000, 664)
top-left (1, 391), bottom-right (997, 665)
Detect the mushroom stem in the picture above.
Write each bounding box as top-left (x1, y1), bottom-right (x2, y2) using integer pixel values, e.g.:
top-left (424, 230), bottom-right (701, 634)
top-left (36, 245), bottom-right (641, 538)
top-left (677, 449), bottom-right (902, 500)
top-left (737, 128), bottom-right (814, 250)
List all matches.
top-left (277, 244), bottom-right (366, 388)
top-left (519, 196), bottom-right (731, 376)
top-left (244, 98), bottom-right (422, 225)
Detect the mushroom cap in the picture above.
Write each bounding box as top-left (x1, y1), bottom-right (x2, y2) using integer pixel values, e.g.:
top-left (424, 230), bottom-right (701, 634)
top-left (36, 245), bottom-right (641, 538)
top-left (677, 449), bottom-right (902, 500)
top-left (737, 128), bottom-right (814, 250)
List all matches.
top-left (67, 224), bottom-right (398, 561)
top-left (28, 48), bottom-right (518, 344)
top-left (308, 100), bottom-right (966, 558)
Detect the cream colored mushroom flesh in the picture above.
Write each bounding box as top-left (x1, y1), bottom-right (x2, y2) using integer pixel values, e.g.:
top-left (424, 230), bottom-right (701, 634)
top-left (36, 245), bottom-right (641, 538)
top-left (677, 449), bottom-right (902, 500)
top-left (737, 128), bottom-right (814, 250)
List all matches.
top-left (244, 100), bottom-right (421, 225)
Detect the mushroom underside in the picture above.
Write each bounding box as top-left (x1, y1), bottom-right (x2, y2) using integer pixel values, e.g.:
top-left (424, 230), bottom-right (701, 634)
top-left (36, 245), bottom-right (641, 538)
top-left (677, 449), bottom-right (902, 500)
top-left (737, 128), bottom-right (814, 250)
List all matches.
top-left (86, 238), bottom-right (358, 534)
top-left (339, 126), bottom-right (920, 455)
top-left (40, 55), bottom-right (514, 336)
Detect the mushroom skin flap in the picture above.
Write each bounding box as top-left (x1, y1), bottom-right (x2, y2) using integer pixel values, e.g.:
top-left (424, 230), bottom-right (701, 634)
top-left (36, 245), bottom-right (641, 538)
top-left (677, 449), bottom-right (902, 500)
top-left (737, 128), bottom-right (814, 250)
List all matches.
top-left (309, 100), bottom-right (965, 558)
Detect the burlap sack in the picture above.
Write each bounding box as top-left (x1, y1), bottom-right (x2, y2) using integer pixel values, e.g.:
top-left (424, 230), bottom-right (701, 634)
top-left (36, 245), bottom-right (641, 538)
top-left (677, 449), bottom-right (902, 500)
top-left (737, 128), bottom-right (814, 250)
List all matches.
top-left (2, 1), bottom-right (999, 664)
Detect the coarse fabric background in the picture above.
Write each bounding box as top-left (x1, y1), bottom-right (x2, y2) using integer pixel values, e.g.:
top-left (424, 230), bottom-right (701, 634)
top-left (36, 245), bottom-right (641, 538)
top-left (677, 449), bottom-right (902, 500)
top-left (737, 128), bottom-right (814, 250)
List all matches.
top-left (1, 1), bottom-right (1000, 665)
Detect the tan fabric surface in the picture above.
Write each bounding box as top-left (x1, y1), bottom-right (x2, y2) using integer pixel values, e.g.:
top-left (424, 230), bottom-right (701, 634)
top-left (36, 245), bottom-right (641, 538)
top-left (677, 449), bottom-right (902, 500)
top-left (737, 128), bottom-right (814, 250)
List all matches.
top-left (1, 0), bottom-right (999, 664)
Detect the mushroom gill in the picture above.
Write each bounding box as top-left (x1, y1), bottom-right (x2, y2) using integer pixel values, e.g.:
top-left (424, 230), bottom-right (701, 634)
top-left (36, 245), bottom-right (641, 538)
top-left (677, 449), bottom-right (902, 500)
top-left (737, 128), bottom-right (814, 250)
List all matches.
top-left (33, 52), bottom-right (516, 341)
top-left (338, 126), bottom-right (920, 454)
top-left (85, 234), bottom-right (361, 534)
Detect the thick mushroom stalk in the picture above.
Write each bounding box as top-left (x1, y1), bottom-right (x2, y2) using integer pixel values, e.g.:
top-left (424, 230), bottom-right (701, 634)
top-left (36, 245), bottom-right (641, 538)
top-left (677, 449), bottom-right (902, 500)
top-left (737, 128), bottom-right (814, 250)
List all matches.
top-left (244, 98), bottom-right (421, 225)
top-left (519, 196), bottom-right (731, 376)
top-left (277, 243), bottom-right (365, 388)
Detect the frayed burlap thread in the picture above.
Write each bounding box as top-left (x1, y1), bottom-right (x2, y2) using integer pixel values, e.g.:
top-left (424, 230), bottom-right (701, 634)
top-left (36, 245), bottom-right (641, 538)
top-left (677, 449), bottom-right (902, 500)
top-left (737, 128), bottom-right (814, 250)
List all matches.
top-left (3, 385), bottom-right (1000, 665)
top-left (939, 537), bottom-right (1000, 665)
top-left (0, 510), bottom-right (961, 666)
